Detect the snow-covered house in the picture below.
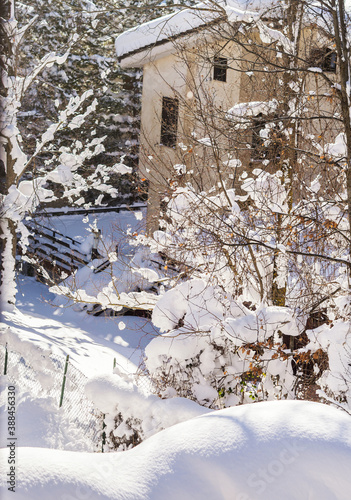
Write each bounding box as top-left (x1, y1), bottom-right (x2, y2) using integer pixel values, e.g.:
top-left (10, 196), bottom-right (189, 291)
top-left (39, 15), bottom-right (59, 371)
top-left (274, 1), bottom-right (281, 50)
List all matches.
top-left (116, 1), bottom-right (340, 229)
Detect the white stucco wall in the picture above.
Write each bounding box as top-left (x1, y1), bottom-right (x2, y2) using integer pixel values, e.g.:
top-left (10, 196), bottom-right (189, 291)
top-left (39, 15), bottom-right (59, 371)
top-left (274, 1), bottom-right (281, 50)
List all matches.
top-left (138, 37), bottom-right (245, 228)
top-left (132, 25), bottom-right (342, 230)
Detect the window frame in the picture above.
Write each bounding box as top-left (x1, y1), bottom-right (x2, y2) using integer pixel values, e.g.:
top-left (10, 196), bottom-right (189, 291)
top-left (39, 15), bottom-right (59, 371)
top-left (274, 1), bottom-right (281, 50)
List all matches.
top-left (213, 56), bottom-right (228, 82)
top-left (160, 96), bottom-right (179, 148)
top-left (309, 47), bottom-right (337, 73)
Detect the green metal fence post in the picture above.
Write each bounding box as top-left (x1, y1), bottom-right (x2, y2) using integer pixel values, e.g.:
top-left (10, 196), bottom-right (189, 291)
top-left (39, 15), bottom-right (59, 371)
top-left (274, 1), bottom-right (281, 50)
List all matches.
top-left (4, 344), bottom-right (8, 375)
top-left (59, 355), bottom-right (69, 408)
top-left (113, 358), bottom-right (116, 370)
top-left (102, 415), bottom-right (106, 453)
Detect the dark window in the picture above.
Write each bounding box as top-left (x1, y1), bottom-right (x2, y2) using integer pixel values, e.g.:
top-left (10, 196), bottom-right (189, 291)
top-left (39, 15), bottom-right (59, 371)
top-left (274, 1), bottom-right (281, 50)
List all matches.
top-left (251, 114), bottom-right (282, 161)
top-left (213, 56), bottom-right (227, 82)
top-left (160, 97), bottom-right (179, 148)
top-left (309, 48), bottom-right (337, 73)
top-left (328, 51), bottom-right (337, 72)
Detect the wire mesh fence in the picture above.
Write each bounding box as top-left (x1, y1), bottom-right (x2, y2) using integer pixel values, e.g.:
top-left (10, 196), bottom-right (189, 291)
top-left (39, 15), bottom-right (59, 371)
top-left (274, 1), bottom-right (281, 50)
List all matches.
top-left (1, 343), bottom-right (104, 450)
top-left (1, 342), bottom-right (158, 454)
top-left (134, 360), bottom-right (157, 395)
top-left (113, 355), bottom-right (156, 396)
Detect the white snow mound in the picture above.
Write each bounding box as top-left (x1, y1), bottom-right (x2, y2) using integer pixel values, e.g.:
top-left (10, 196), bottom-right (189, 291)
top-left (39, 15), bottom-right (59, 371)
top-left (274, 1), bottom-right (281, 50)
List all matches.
top-left (1, 400), bottom-right (351, 499)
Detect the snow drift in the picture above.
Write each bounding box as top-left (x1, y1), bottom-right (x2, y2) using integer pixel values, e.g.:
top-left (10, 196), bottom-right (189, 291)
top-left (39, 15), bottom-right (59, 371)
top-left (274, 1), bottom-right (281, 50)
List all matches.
top-left (1, 400), bottom-right (350, 499)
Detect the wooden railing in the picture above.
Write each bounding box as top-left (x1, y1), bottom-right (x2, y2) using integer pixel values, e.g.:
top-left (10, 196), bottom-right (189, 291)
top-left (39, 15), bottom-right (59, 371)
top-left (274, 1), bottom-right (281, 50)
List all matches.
top-left (21, 221), bottom-right (91, 282)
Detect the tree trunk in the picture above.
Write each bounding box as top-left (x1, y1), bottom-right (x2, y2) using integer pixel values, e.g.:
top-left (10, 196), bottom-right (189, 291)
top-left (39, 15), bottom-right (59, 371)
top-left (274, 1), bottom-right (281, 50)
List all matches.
top-left (332, 0), bottom-right (351, 279)
top-left (0, 219), bottom-right (17, 311)
top-left (0, 0), bottom-right (18, 309)
top-left (271, 0), bottom-right (302, 318)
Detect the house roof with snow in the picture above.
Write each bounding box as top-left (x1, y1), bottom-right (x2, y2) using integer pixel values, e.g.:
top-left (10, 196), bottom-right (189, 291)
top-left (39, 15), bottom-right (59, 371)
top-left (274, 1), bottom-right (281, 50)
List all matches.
top-left (115, 0), bottom-right (275, 68)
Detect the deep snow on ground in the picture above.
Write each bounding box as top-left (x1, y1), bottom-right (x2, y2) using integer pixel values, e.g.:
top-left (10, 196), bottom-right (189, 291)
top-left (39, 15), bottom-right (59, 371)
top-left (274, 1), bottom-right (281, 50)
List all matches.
top-left (10, 275), bottom-right (158, 372)
top-left (1, 400), bottom-right (351, 500)
top-left (1, 210), bottom-right (351, 499)
top-left (0, 276), bottom-right (159, 451)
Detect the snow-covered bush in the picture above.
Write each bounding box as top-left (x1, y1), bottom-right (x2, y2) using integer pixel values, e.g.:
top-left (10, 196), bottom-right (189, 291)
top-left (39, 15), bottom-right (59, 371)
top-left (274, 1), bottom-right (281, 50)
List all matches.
top-left (54, 161), bottom-right (351, 415)
top-left (51, 242), bottom-right (172, 314)
top-left (63, 165), bottom-right (351, 414)
top-left (136, 167), bottom-right (351, 411)
top-left (144, 278), bottom-right (298, 408)
top-left (305, 298), bottom-right (351, 414)
top-left (84, 372), bottom-right (210, 451)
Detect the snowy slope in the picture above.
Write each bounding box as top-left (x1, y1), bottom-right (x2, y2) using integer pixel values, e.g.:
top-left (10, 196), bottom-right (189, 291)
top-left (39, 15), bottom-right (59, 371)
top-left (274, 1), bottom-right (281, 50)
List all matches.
top-left (4, 278), bottom-right (154, 375)
top-left (0, 276), bottom-right (159, 451)
top-left (1, 400), bottom-right (350, 499)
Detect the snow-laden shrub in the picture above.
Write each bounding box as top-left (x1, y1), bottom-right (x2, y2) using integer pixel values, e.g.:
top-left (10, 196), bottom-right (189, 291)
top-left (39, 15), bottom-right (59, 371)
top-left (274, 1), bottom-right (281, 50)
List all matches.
top-left (84, 372), bottom-right (210, 451)
top-left (69, 166), bottom-right (351, 415)
top-left (137, 173), bottom-right (351, 412)
top-left (144, 279), bottom-right (299, 408)
top-left (51, 245), bottom-right (168, 314)
top-left (305, 299), bottom-right (351, 414)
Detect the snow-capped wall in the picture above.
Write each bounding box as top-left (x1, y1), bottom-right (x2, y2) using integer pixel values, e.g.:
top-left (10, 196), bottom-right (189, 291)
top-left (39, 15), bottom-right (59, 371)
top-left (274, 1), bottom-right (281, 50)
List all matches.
top-left (115, 0), bottom-right (275, 66)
